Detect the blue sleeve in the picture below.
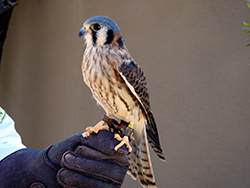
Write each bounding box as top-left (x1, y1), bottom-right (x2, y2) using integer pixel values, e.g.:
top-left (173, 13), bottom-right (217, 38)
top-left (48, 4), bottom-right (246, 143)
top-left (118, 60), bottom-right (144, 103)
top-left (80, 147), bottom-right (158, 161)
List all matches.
top-left (0, 107), bottom-right (26, 161)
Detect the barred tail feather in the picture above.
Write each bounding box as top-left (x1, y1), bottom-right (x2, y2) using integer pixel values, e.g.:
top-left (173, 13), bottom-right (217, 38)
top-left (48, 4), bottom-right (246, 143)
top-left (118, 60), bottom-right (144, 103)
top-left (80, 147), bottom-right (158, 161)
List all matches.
top-left (127, 127), bottom-right (157, 188)
top-left (127, 142), bottom-right (137, 180)
top-left (148, 139), bottom-right (165, 161)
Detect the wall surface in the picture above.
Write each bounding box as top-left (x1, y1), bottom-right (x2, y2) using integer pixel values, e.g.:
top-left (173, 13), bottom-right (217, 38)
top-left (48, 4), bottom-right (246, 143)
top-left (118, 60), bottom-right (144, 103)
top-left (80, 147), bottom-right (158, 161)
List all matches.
top-left (0, 0), bottom-right (250, 187)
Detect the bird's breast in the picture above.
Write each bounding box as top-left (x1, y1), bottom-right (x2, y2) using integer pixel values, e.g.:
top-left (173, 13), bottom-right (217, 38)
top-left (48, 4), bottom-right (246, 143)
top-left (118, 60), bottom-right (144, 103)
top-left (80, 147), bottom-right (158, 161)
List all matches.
top-left (82, 46), bottom-right (143, 123)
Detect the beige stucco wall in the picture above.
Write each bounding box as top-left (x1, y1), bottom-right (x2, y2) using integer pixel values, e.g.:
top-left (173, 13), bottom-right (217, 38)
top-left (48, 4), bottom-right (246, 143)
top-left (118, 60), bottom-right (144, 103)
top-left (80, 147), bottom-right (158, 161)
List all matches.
top-left (0, 0), bottom-right (250, 187)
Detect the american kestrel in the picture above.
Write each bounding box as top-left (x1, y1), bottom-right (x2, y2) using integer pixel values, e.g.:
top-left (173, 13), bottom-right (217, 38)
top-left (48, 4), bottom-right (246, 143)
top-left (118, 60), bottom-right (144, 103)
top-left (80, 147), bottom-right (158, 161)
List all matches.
top-left (79, 16), bottom-right (165, 188)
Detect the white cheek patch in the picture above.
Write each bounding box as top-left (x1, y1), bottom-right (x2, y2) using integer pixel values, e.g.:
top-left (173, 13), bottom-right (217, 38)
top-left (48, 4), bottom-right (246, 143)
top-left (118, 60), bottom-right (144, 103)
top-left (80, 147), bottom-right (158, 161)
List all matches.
top-left (83, 27), bottom-right (108, 46)
top-left (96, 27), bottom-right (108, 46)
top-left (84, 34), bottom-right (93, 46)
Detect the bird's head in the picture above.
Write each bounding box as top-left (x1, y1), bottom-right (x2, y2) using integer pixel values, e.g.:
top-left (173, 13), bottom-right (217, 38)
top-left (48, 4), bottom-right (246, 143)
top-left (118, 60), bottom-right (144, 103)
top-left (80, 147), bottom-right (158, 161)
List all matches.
top-left (79, 16), bottom-right (125, 48)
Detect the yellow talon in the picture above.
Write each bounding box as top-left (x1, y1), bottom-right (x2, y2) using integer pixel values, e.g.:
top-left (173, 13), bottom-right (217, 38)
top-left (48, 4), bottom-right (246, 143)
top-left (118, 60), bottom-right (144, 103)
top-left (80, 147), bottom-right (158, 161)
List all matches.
top-left (82, 120), bottom-right (109, 137)
top-left (114, 134), bottom-right (132, 152)
top-left (114, 134), bottom-right (123, 141)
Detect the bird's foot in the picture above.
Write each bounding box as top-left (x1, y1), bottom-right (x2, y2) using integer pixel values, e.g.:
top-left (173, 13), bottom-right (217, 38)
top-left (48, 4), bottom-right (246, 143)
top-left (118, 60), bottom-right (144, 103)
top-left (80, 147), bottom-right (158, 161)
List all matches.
top-left (114, 134), bottom-right (132, 152)
top-left (82, 120), bottom-right (109, 137)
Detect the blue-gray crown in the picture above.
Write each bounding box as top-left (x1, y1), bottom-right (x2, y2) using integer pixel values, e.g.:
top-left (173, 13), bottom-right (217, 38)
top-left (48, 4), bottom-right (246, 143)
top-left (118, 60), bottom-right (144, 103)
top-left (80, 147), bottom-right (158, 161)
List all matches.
top-left (84, 16), bottom-right (122, 34)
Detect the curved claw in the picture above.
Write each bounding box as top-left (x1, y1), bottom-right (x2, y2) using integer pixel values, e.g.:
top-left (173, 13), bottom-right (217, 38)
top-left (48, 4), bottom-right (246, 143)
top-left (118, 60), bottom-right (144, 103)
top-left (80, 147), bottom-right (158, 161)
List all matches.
top-left (82, 120), bottom-right (109, 137)
top-left (114, 134), bottom-right (132, 152)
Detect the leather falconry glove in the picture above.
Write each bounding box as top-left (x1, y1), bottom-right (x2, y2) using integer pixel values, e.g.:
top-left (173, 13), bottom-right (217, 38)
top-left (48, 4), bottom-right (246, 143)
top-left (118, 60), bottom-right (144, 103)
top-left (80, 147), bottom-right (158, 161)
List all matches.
top-left (0, 130), bottom-right (129, 188)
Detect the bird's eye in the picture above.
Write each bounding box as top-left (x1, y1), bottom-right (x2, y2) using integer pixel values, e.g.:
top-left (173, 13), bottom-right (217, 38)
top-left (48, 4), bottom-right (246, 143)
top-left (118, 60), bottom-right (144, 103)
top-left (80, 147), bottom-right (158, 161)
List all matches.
top-left (92, 23), bottom-right (101, 31)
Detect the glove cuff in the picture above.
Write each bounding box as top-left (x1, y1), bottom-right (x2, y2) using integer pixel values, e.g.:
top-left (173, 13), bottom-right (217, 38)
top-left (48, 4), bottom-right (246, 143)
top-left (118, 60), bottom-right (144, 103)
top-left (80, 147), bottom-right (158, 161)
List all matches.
top-left (44, 145), bottom-right (61, 171)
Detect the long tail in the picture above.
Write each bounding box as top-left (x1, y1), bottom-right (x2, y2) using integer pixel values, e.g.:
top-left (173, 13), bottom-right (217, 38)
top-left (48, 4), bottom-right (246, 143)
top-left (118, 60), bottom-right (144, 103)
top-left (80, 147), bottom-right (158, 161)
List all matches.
top-left (127, 127), bottom-right (157, 188)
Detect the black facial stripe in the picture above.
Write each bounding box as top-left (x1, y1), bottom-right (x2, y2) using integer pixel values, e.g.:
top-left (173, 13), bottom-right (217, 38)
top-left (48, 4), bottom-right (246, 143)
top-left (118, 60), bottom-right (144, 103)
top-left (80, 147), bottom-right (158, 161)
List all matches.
top-left (105, 29), bottom-right (114, 45)
top-left (91, 29), bottom-right (97, 45)
top-left (116, 36), bottom-right (124, 47)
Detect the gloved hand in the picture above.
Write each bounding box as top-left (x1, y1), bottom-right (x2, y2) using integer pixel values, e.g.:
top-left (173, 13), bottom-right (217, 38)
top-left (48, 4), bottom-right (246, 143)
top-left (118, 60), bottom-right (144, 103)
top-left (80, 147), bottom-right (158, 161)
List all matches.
top-left (0, 129), bottom-right (129, 188)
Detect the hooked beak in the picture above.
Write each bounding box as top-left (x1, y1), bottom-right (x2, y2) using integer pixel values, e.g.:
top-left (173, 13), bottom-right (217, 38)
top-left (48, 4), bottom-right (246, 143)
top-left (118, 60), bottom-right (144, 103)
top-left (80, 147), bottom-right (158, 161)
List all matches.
top-left (79, 27), bottom-right (86, 37)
